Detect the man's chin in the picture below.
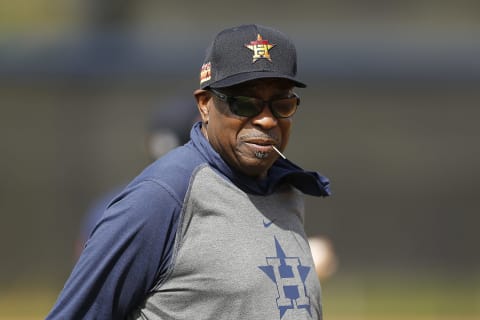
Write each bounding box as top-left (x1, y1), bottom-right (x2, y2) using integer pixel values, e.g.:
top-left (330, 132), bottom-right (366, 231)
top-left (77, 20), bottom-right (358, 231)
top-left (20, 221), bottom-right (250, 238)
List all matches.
top-left (236, 158), bottom-right (274, 179)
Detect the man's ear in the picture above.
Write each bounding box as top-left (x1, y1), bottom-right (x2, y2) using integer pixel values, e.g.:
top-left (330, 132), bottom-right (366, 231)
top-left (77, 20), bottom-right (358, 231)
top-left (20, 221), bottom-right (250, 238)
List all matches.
top-left (193, 89), bottom-right (211, 124)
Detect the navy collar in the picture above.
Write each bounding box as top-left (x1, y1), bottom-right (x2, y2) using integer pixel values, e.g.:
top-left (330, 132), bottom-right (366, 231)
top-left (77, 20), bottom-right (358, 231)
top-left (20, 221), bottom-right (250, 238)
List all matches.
top-left (190, 122), bottom-right (331, 197)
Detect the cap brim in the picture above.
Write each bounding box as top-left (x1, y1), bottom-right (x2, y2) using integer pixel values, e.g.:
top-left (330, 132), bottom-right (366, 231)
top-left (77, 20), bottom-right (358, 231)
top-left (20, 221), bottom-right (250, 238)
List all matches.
top-left (206, 71), bottom-right (307, 89)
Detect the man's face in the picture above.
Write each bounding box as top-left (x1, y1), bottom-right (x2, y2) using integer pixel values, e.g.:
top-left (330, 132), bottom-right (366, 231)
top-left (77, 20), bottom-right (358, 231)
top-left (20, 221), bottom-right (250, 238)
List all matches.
top-left (195, 78), bottom-right (296, 179)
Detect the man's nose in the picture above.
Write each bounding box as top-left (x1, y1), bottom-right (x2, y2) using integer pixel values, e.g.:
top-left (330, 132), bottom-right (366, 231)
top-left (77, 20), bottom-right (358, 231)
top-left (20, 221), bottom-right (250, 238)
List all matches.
top-left (251, 104), bottom-right (278, 129)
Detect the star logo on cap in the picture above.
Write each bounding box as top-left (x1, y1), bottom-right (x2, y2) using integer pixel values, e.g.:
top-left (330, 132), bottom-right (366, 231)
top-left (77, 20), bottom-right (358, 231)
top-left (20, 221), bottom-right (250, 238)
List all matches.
top-left (245, 34), bottom-right (275, 63)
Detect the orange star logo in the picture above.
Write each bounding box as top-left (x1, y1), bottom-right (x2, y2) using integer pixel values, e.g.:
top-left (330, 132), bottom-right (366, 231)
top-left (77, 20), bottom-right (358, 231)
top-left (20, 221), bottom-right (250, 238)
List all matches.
top-left (245, 34), bottom-right (275, 63)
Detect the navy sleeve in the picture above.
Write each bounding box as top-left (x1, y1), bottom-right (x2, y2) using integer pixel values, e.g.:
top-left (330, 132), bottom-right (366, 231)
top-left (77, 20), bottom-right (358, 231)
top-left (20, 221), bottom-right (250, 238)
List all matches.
top-left (46, 179), bottom-right (182, 319)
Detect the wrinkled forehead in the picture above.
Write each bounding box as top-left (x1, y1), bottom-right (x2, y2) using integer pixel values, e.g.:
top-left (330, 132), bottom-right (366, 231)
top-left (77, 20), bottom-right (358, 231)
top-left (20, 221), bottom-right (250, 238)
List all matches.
top-left (221, 78), bottom-right (295, 96)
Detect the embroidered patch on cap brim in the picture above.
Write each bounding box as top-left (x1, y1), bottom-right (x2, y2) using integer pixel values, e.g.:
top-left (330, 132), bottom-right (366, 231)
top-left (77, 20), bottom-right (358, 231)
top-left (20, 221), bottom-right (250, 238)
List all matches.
top-left (200, 62), bottom-right (212, 84)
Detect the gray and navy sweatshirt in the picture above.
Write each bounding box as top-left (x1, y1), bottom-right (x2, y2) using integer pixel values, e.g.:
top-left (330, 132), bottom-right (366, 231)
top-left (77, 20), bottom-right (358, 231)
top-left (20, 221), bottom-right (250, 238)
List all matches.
top-left (46, 122), bottom-right (331, 320)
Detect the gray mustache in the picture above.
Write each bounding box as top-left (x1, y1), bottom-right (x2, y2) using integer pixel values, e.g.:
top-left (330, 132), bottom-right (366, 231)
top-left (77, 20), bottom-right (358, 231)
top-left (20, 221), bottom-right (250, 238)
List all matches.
top-left (240, 133), bottom-right (279, 142)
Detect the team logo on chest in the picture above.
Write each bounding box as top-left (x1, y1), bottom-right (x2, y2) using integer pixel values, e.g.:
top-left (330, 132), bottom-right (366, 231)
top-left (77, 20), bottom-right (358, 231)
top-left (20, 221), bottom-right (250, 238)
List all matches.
top-left (258, 237), bottom-right (313, 318)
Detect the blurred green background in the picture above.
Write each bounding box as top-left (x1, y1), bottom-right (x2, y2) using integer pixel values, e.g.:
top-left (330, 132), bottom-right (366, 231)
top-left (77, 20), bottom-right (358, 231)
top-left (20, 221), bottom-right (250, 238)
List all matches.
top-left (1, 1), bottom-right (479, 319)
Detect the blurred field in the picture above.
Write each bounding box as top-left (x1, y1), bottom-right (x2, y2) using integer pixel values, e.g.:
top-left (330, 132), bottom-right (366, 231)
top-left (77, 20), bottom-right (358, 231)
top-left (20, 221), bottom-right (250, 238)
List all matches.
top-left (1, 271), bottom-right (478, 319)
top-left (322, 271), bottom-right (480, 320)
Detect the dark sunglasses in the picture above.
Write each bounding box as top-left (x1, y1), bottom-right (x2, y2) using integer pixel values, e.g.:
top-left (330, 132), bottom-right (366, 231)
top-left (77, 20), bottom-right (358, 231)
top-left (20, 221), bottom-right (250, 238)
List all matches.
top-left (209, 88), bottom-right (300, 119)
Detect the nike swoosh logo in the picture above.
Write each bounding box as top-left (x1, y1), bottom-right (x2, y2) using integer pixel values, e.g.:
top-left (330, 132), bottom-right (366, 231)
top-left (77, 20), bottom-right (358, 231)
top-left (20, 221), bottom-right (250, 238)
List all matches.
top-left (263, 219), bottom-right (276, 228)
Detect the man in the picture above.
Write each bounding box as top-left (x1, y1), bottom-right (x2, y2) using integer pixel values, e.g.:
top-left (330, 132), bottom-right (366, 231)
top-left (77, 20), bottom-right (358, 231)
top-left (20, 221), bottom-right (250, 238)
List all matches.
top-left (47, 24), bottom-right (331, 320)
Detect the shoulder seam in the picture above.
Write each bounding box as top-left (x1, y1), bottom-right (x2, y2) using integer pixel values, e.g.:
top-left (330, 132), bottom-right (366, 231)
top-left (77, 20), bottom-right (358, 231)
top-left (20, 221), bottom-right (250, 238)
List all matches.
top-left (140, 179), bottom-right (183, 207)
top-left (151, 163), bottom-right (210, 290)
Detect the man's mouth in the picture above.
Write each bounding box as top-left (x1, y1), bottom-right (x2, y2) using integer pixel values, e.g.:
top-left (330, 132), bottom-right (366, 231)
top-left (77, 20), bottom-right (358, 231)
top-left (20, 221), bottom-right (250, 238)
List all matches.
top-left (242, 138), bottom-right (281, 160)
top-left (244, 140), bottom-right (276, 153)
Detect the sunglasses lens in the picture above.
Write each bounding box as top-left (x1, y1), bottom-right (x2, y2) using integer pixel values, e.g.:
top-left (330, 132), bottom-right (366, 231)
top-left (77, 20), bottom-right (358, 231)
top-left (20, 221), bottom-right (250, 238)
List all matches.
top-left (230, 97), bottom-right (263, 117)
top-left (271, 98), bottom-right (298, 118)
top-left (224, 93), bottom-right (299, 118)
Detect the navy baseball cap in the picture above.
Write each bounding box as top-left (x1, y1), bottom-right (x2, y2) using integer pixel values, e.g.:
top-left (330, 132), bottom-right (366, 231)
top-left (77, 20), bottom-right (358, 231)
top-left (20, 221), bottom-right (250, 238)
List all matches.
top-left (199, 24), bottom-right (307, 89)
